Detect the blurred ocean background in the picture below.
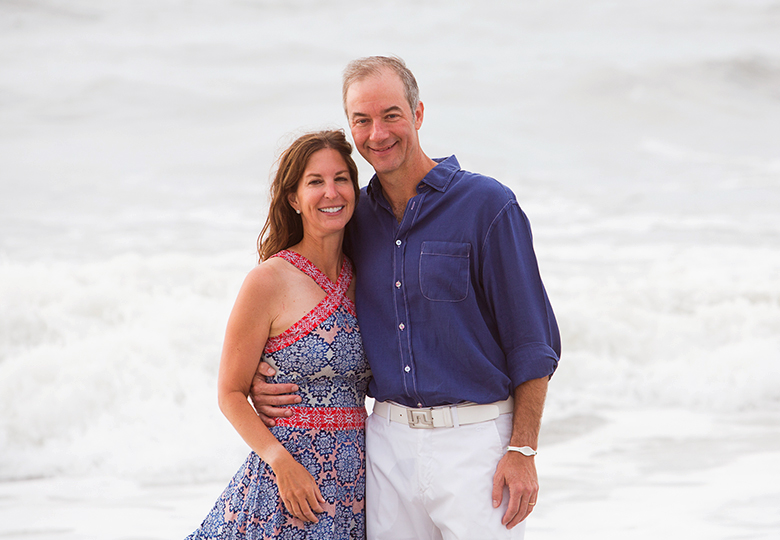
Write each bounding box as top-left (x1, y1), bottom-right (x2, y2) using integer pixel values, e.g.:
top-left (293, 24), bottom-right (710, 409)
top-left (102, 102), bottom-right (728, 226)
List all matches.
top-left (1, 1), bottom-right (779, 538)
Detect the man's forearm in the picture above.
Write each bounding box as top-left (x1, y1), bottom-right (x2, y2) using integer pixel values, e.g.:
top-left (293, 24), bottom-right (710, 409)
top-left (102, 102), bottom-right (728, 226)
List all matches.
top-left (491, 376), bottom-right (548, 528)
top-left (509, 376), bottom-right (548, 448)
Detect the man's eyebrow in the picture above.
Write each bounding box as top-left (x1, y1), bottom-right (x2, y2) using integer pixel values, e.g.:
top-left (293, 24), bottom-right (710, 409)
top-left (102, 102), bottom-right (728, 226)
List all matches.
top-left (351, 105), bottom-right (404, 118)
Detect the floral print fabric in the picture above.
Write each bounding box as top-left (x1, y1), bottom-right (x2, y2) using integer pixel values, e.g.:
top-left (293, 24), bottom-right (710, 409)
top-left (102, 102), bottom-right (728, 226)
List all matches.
top-left (186, 251), bottom-right (370, 540)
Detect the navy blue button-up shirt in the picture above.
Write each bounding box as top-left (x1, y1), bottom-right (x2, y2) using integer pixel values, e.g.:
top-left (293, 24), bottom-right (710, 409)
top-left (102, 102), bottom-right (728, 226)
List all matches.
top-left (345, 156), bottom-right (560, 408)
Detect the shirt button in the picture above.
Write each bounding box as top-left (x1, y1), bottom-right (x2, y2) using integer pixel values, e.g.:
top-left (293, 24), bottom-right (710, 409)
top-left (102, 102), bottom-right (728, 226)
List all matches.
top-left (395, 281), bottom-right (401, 288)
top-left (395, 239), bottom-right (402, 246)
top-left (417, 402), bottom-right (422, 407)
top-left (404, 366), bottom-right (411, 373)
top-left (399, 323), bottom-right (405, 330)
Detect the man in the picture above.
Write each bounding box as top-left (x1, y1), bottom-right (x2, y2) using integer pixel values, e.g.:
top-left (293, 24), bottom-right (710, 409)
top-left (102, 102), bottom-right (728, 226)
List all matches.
top-left (253, 56), bottom-right (560, 539)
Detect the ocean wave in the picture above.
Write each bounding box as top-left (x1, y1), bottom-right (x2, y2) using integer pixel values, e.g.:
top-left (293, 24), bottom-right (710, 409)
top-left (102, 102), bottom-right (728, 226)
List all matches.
top-left (1, 237), bottom-right (779, 481)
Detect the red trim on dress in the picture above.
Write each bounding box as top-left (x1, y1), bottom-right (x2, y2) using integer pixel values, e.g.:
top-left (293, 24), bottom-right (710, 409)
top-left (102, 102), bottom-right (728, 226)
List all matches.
top-left (274, 406), bottom-right (367, 430)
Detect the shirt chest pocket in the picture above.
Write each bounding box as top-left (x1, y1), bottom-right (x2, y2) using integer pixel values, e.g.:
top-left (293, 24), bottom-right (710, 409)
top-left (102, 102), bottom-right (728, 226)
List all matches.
top-left (419, 241), bottom-right (471, 302)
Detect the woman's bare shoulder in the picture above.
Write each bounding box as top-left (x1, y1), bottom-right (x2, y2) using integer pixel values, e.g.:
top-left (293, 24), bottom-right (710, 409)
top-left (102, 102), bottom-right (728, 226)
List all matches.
top-left (241, 257), bottom-right (295, 298)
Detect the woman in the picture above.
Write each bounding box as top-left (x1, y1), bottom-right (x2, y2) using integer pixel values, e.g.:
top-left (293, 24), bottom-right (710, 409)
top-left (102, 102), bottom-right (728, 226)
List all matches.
top-left (186, 130), bottom-right (370, 539)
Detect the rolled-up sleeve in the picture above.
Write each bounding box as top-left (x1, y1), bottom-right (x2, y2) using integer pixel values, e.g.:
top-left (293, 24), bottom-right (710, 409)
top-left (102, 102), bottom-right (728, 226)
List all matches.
top-left (480, 200), bottom-right (560, 388)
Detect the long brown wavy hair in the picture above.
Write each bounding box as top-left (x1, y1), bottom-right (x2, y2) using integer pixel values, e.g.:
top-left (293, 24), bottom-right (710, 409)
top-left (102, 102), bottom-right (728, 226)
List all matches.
top-left (257, 130), bottom-right (359, 261)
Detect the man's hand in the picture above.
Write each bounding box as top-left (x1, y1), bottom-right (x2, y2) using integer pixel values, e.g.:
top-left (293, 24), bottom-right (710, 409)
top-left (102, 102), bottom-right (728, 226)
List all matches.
top-left (491, 376), bottom-right (547, 529)
top-left (249, 361), bottom-right (301, 427)
top-left (491, 451), bottom-right (538, 529)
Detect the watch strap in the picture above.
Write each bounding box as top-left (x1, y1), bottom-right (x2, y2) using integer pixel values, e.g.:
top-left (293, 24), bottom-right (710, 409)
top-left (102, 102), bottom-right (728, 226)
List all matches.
top-left (507, 445), bottom-right (537, 456)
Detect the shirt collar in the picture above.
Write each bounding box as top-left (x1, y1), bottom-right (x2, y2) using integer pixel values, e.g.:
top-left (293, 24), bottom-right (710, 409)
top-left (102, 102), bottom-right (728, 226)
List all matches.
top-left (366, 155), bottom-right (461, 201)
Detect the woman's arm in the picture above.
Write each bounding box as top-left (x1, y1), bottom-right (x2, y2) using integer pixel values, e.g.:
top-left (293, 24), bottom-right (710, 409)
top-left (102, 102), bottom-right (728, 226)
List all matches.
top-left (217, 263), bottom-right (325, 522)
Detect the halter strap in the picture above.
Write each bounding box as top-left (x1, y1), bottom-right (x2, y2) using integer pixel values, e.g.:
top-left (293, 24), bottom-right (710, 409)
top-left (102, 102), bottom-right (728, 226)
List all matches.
top-left (262, 250), bottom-right (357, 354)
top-left (272, 249), bottom-right (353, 304)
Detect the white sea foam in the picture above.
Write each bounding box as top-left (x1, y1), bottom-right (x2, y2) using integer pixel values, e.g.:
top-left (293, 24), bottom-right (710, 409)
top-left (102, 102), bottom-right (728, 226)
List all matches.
top-left (0, 253), bottom-right (254, 481)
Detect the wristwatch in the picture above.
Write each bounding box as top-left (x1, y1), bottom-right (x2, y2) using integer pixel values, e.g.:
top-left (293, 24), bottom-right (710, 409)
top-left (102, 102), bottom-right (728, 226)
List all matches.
top-left (506, 445), bottom-right (537, 456)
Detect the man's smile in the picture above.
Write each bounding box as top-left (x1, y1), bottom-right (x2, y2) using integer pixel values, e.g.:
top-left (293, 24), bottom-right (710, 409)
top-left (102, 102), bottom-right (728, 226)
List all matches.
top-left (369, 141), bottom-right (397, 154)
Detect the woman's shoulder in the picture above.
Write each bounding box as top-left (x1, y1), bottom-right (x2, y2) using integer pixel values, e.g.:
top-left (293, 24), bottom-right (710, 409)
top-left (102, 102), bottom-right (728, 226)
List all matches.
top-left (255, 255), bottom-right (292, 276)
top-left (240, 256), bottom-right (296, 299)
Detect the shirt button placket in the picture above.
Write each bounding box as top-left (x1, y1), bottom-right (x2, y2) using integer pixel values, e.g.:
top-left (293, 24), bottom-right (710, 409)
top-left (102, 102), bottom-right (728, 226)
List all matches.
top-left (395, 238), bottom-right (405, 335)
top-left (395, 235), bottom-right (413, 390)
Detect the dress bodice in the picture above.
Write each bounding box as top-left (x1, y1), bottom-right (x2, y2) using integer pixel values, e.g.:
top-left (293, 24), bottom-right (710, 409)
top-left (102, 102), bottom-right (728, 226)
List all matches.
top-left (260, 250), bottom-right (370, 408)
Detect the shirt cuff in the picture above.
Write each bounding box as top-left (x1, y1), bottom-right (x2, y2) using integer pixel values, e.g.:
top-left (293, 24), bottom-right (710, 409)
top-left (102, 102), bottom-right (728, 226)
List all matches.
top-left (506, 342), bottom-right (559, 387)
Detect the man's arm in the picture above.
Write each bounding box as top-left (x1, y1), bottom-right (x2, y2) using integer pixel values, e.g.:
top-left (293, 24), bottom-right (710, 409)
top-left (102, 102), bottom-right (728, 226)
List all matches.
top-left (249, 361), bottom-right (301, 426)
top-left (491, 376), bottom-right (548, 529)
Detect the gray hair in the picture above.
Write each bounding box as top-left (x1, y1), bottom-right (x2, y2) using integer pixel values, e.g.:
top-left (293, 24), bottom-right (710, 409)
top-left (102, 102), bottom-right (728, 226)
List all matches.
top-left (342, 56), bottom-right (420, 117)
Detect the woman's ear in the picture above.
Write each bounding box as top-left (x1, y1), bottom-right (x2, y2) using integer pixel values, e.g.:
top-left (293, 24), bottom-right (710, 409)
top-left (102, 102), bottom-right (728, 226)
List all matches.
top-left (287, 193), bottom-right (300, 214)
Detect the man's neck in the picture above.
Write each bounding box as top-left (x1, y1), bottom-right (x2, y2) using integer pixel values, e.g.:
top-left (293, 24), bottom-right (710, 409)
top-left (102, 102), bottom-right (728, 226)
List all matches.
top-left (378, 153), bottom-right (438, 223)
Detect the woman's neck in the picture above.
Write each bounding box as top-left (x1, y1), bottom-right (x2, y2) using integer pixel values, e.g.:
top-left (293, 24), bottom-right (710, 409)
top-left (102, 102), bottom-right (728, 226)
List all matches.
top-left (288, 233), bottom-right (344, 282)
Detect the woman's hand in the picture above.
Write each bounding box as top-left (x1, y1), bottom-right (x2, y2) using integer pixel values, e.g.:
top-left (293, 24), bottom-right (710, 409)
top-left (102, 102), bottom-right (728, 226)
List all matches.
top-left (268, 450), bottom-right (326, 523)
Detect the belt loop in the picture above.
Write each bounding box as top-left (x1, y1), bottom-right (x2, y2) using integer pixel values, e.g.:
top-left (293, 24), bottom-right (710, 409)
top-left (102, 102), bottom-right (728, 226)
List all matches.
top-left (451, 406), bottom-right (460, 428)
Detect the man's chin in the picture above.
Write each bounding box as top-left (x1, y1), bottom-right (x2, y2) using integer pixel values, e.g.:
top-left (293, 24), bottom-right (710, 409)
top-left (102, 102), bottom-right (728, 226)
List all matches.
top-left (367, 157), bottom-right (401, 177)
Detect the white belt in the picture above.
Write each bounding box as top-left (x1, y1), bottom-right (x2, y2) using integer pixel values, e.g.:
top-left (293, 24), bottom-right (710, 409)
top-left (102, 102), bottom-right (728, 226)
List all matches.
top-left (372, 398), bottom-right (513, 429)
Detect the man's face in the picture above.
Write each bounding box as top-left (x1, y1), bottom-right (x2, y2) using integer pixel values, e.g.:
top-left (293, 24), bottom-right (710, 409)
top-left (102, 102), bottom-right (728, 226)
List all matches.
top-left (345, 69), bottom-right (423, 179)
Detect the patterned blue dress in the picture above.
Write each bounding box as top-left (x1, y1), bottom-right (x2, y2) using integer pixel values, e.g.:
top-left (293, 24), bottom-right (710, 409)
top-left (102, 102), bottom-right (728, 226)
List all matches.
top-left (186, 250), bottom-right (371, 540)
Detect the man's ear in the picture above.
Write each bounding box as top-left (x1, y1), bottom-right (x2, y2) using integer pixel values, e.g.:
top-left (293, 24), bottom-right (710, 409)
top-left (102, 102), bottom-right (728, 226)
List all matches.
top-left (414, 101), bottom-right (425, 130)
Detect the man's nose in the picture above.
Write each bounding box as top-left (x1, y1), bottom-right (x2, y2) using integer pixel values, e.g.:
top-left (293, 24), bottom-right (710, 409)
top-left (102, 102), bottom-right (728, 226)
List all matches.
top-left (370, 120), bottom-right (388, 141)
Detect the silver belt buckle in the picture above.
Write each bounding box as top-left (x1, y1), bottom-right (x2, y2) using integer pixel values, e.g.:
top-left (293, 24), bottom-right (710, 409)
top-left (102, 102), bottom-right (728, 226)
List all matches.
top-left (407, 408), bottom-right (434, 428)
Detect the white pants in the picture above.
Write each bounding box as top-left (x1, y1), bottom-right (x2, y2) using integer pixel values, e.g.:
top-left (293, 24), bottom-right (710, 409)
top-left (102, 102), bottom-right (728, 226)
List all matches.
top-left (365, 410), bottom-right (526, 540)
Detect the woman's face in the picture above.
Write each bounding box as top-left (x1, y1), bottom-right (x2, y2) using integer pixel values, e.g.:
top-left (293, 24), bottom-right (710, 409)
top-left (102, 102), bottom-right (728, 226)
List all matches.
top-left (288, 147), bottom-right (356, 239)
